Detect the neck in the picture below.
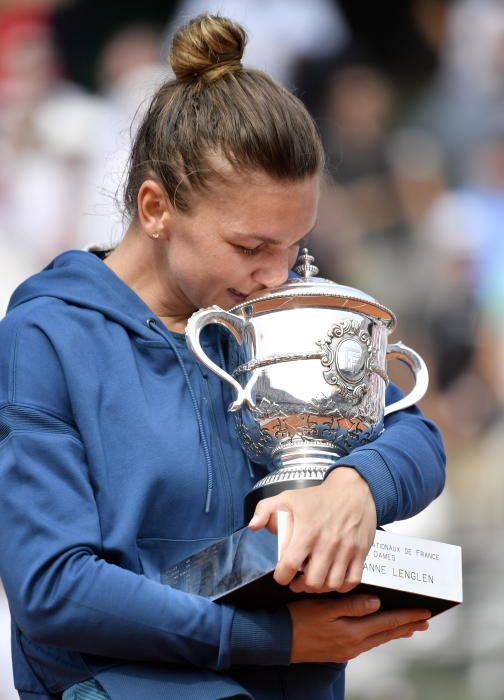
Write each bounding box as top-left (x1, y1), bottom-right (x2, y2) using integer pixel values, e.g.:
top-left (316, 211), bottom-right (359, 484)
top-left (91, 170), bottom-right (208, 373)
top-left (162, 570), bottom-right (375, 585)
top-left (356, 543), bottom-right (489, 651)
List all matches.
top-left (103, 225), bottom-right (194, 333)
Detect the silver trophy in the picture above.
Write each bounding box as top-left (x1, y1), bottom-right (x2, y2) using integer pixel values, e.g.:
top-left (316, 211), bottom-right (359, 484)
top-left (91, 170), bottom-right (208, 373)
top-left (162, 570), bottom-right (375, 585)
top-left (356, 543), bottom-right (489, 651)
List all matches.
top-left (186, 249), bottom-right (428, 520)
top-left (171, 251), bottom-right (460, 615)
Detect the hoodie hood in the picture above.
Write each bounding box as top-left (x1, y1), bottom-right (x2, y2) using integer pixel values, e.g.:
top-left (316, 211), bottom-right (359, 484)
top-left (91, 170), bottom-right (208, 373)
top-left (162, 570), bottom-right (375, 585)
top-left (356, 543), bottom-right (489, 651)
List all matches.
top-left (8, 249), bottom-right (224, 513)
top-left (8, 250), bottom-right (157, 340)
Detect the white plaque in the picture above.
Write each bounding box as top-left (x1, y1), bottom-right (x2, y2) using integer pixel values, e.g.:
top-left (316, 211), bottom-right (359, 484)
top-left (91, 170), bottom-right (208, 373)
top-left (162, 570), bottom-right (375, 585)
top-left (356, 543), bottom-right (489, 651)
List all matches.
top-left (362, 529), bottom-right (463, 605)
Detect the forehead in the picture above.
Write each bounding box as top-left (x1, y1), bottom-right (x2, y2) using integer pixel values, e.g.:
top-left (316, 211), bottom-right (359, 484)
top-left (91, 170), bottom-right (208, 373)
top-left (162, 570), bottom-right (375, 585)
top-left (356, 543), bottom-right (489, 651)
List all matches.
top-left (192, 170), bottom-right (320, 237)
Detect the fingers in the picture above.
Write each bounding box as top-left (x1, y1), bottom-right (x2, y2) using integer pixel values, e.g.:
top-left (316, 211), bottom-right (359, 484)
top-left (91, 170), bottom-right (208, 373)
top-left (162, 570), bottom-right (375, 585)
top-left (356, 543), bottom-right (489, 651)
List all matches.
top-left (336, 605), bottom-right (431, 662)
top-left (288, 533), bottom-right (335, 592)
top-left (330, 552), bottom-right (364, 593)
top-left (274, 539), bottom-right (310, 585)
top-left (289, 596), bottom-right (431, 629)
top-left (356, 607), bottom-right (432, 639)
top-left (356, 618), bottom-right (430, 657)
top-left (274, 513), bottom-right (317, 585)
top-left (332, 594), bottom-right (382, 618)
top-left (248, 497), bottom-right (282, 533)
top-left (249, 499), bottom-right (315, 587)
top-left (250, 500), bottom-right (309, 586)
top-left (290, 539), bottom-right (366, 593)
top-left (289, 594), bottom-right (382, 619)
top-left (287, 597), bottom-right (432, 664)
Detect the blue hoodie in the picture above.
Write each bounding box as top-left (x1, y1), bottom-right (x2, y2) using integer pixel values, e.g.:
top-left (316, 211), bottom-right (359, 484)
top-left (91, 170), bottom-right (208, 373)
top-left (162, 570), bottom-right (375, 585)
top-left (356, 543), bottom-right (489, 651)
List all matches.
top-left (0, 250), bottom-right (445, 700)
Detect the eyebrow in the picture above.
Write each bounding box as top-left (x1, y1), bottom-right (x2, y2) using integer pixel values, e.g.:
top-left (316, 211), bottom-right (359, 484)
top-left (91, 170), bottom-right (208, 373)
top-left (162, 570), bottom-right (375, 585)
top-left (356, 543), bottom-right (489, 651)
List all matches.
top-left (234, 223), bottom-right (317, 246)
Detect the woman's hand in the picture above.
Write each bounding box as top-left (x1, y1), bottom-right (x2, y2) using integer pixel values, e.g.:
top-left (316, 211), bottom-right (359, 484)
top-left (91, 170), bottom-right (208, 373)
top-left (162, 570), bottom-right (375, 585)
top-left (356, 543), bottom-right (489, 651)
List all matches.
top-left (287, 595), bottom-right (431, 663)
top-left (248, 467), bottom-right (377, 593)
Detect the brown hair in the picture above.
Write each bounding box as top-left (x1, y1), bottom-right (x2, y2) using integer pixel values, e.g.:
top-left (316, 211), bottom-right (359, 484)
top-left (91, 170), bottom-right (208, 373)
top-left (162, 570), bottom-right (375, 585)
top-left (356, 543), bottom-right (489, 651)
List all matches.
top-left (124, 14), bottom-right (324, 216)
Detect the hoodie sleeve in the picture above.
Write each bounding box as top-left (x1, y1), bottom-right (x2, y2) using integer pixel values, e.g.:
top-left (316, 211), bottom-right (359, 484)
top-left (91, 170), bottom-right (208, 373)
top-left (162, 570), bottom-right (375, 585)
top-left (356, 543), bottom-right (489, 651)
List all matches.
top-left (329, 383), bottom-right (446, 525)
top-left (0, 419), bottom-right (291, 668)
top-left (0, 308), bottom-right (291, 670)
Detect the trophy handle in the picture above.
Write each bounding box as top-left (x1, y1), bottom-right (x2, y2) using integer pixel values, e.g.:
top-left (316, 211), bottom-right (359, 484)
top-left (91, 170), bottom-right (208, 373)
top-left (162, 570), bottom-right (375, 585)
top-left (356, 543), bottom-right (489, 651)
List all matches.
top-left (185, 306), bottom-right (255, 411)
top-left (384, 341), bottom-right (429, 416)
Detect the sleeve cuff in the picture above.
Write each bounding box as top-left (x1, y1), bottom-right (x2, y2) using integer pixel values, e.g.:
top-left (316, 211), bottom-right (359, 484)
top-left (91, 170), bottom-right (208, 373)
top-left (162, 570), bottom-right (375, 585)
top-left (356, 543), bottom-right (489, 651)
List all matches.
top-left (230, 607), bottom-right (292, 667)
top-left (325, 448), bottom-right (398, 524)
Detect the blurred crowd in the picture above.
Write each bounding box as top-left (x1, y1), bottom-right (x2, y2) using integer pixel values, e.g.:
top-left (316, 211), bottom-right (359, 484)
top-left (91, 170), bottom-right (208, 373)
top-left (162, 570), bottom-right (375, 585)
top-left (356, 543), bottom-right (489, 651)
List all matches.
top-left (0, 1), bottom-right (503, 699)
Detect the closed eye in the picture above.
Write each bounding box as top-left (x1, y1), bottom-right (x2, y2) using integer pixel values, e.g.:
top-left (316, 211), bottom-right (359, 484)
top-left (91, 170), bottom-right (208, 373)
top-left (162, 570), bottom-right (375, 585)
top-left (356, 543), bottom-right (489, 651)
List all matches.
top-left (234, 244), bottom-right (263, 256)
top-left (234, 239), bottom-right (304, 256)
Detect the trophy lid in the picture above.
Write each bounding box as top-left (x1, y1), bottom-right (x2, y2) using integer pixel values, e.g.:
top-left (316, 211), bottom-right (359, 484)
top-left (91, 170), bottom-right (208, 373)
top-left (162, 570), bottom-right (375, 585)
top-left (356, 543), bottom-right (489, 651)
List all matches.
top-left (230, 249), bottom-right (396, 329)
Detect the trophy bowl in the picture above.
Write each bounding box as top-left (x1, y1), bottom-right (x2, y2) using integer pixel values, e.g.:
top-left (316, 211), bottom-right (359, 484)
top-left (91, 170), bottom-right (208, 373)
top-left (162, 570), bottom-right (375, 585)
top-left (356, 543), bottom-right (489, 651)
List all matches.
top-left (186, 250), bottom-right (428, 520)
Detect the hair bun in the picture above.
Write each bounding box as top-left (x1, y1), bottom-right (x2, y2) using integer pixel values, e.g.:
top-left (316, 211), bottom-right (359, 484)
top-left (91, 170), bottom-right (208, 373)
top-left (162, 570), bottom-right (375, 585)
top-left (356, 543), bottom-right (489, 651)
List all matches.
top-left (169, 14), bottom-right (246, 82)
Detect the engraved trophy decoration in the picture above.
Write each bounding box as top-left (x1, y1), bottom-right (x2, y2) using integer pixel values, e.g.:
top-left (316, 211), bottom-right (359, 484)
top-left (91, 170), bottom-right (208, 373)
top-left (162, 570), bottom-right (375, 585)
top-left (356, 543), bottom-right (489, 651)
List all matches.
top-left (169, 250), bottom-right (462, 616)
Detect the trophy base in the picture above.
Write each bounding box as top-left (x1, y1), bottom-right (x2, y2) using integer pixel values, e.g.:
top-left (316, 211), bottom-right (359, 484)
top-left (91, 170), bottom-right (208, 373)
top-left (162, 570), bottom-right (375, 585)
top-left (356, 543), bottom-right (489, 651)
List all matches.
top-left (161, 527), bottom-right (462, 618)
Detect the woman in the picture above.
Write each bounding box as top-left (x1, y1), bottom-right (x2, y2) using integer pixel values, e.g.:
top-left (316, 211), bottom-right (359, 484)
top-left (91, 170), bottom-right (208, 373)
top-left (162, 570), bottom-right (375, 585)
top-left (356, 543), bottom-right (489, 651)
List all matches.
top-left (0, 15), bottom-right (444, 700)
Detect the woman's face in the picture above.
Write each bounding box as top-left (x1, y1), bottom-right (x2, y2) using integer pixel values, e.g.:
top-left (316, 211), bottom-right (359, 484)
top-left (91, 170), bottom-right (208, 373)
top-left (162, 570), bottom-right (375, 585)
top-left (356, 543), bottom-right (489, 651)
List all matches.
top-left (164, 172), bottom-right (320, 315)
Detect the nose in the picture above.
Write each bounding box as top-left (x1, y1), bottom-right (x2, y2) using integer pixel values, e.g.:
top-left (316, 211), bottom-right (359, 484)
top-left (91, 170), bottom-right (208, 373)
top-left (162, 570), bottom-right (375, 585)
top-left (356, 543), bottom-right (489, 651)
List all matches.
top-left (251, 249), bottom-right (291, 289)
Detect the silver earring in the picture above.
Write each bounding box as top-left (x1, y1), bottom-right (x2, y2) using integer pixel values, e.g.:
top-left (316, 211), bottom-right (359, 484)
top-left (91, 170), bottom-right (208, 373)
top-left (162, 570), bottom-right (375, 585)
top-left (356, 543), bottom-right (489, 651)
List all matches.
top-left (152, 232), bottom-right (160, 239)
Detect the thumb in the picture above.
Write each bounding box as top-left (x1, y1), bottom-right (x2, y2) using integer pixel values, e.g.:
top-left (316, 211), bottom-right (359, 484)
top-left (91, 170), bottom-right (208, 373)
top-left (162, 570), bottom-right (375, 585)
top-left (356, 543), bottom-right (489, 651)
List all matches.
top-left (248, 496), bottom-right (284, 531)
top-left (329, 594), bottom-right (381, 619)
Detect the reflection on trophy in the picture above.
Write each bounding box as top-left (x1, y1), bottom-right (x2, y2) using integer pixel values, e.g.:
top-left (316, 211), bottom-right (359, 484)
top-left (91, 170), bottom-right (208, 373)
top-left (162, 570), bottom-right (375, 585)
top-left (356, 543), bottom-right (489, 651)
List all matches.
top-left (186, 249), bottom-right (428, 520)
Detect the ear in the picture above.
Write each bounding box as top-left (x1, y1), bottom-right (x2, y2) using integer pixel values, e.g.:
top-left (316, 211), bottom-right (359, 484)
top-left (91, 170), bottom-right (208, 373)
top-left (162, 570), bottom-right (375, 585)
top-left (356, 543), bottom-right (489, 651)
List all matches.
top-left (137, 179), bottom-right (174, 239)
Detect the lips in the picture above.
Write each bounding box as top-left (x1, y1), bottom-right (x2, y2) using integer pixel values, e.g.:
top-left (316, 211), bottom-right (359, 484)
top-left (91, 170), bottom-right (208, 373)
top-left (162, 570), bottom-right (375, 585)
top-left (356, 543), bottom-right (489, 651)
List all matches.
top-left (227, 287), bottom-right (263, 302)
top-left (228, 288), bottom-right (249, 300)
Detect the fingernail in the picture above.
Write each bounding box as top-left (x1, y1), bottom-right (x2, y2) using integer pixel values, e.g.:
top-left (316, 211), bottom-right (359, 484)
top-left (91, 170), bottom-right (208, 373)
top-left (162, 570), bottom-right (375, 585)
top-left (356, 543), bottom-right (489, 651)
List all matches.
top-left (365, 597), bottom-right (381, 611)
top-left (248, 516), bottom-right (259, 527)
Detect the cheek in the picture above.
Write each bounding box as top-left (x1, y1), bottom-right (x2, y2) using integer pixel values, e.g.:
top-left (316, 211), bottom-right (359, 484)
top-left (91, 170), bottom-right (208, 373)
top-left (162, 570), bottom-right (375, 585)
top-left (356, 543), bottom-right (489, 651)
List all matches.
top-left (289, 247), bottom-right (300, 268)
